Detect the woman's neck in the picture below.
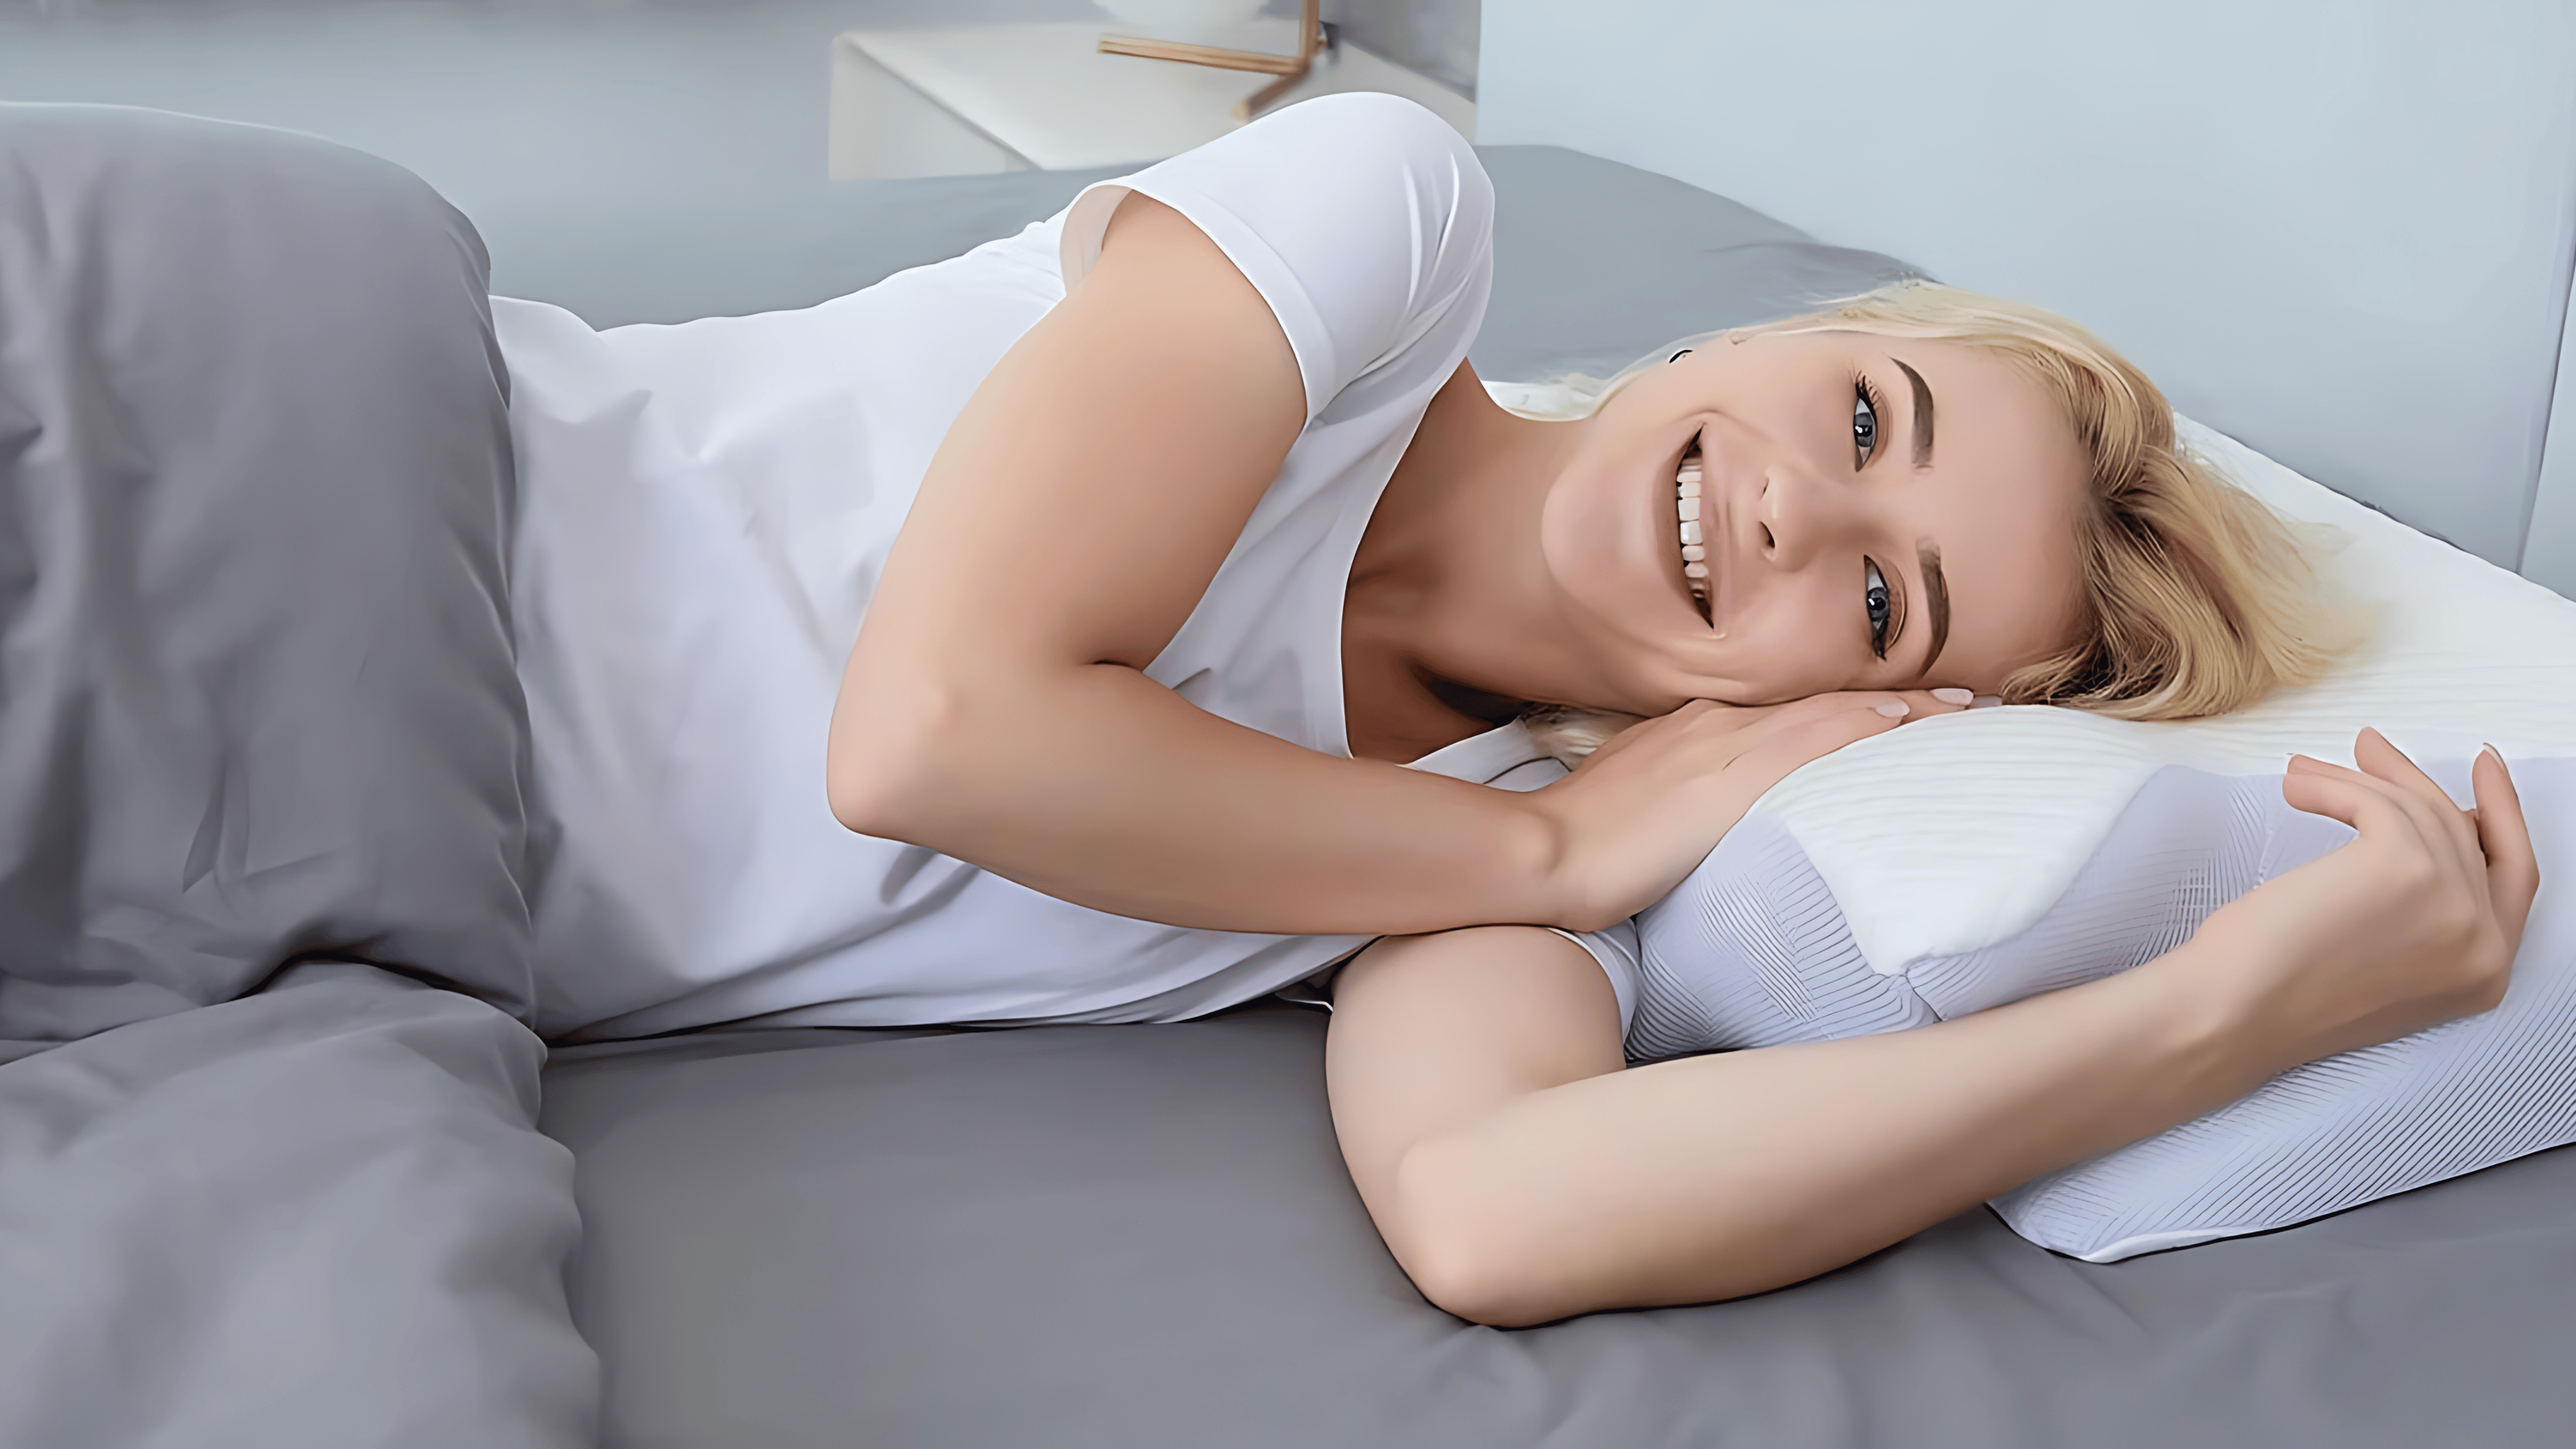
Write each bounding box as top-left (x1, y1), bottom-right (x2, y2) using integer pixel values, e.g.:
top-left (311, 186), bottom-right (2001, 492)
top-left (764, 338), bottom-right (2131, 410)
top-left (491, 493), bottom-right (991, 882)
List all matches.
top-left (1342, 361), bottom-right (1597, 762)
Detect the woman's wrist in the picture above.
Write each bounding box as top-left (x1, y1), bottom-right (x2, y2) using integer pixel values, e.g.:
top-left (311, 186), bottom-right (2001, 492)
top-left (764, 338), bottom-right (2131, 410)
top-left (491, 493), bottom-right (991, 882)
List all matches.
top-left (2116, 934), bottom-right (2305, 1108)
top-left (1509, 789), bottom-right (1629, 935)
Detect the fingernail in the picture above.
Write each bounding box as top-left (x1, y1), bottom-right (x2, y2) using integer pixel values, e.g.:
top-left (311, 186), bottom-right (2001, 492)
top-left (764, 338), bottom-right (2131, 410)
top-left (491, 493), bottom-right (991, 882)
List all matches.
top-left (1930, 688), bottom-right (1974, 705)
top-left (1970, 695), bottom-right (2003, 709)
top-left (1875, 702), bottom-right (1910, 718)
top-left (2483, 742), bottom-right (2506, 763)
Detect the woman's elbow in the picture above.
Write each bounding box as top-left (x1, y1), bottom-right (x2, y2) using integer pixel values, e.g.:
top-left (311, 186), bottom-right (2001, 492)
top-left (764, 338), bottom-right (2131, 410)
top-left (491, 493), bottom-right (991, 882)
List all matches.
top-left (1385, 1144), bottom-right (1784, 1326)
top-left (1402, 1242), bottom-right (1563, 1329)
top-left (824, 682), bottom-right (969, 840)
top-left (1385, 1151), bottom-right (1587, 1328)
top-left (826, 748), bottom-right (916, 839)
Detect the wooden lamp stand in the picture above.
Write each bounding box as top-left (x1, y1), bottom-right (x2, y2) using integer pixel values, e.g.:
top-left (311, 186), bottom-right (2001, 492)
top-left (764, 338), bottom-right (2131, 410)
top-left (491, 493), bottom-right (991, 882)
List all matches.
top-left (1097, 0), bottom-right (1332, 120)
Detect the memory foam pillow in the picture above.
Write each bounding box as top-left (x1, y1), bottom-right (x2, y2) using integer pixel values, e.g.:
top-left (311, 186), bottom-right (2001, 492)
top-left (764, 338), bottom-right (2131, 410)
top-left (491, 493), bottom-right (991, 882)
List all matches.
top-left (1627, 417), bottom-right (2576, 1261)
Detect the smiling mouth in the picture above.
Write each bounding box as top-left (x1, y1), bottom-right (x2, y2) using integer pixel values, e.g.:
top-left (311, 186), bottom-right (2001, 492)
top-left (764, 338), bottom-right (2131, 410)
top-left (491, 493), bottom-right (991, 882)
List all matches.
top-left (1675, 433), bottom-right (1711, 623)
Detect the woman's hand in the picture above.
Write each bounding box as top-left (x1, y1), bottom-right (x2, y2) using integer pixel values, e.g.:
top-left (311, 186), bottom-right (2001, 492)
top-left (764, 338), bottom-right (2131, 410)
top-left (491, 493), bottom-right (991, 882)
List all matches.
top-left (2180, 728), bottom-right (2539, 1070)
top-left (1529, 690), bottom-right (1970, 932)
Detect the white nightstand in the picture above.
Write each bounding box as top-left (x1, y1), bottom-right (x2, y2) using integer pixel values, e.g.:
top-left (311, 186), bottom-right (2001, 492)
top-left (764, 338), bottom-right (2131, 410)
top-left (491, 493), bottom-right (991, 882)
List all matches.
top-left (827, 19), bottom-right (1474, 181)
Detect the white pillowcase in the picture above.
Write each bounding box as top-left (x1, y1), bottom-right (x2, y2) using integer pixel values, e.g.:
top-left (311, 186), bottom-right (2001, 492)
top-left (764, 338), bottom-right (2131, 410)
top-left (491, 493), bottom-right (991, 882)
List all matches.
top-left (1626, 417), bottom-right (2576, 1261)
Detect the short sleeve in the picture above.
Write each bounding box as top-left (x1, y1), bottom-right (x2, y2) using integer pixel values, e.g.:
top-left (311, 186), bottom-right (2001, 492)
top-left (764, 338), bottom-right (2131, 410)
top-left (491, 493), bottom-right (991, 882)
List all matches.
top-left (1059, 93), bottom-right (1493, 425)
top-left (1401, 721), bottom-right (1644, 1038)
top-left (1545, 924), bottom-right (1642, 1037)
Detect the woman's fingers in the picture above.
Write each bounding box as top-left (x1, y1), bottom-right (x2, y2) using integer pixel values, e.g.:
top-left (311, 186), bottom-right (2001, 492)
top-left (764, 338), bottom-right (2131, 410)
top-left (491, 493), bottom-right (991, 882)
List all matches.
top-left (1734, 688), bottom-right (1970, 723)
top-left (2300, 734), bottom-right (2519, 905)
top-left (1706, 688), bottom-right (1972, 784)
top-left (1667, 690), bottom-right (1956, 769)
top-left (2279, 760), bottom-right (2442, 871)
top-left (2352, 727), bottom-right (2485, 861)
top-left (1757, 692), bottom-right (1904, 725)
top-left (2286, 741), bottom-right (2469, 869)
top-left (2471, 747), bottom-right (2540, 944)
top-left (2282, 734), bottom-right (2532, 1014)
top-left (1725, 699), bottom-right (1907, 785)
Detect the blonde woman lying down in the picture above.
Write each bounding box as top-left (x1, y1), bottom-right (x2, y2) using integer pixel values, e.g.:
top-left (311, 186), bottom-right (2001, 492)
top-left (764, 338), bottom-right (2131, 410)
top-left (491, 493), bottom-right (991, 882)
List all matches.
top-left (506, 94), bottom-right (2534, 1326)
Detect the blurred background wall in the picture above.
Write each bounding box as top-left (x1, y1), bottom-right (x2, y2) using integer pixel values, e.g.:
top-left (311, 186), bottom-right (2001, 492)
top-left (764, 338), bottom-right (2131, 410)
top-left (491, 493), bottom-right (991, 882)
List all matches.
top-left (0, 1), bottom-right (1472, 307)
top-left (0, 1), bottom-right (1474, 248)
top-left (0, 2), bottom-right (1141, 213)
top-left (8, 0), bottom-right (2569, 587)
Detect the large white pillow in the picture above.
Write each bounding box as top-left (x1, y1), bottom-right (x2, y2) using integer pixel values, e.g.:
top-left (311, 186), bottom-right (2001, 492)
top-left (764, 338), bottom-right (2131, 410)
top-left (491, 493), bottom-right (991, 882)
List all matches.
top-left (1628, 418), bottom-right (2576, 1261)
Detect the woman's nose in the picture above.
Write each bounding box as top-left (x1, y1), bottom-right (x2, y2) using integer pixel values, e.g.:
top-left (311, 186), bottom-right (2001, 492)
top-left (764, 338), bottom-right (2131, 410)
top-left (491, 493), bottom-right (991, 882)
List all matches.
top-left (1752, 459), bottom-right (1862, 570)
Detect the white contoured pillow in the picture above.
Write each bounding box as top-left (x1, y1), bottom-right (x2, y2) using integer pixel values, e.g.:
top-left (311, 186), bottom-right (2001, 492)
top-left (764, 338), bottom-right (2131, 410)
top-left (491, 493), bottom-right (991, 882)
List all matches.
top-left (1627, 417), bottom-right (2576, 1262)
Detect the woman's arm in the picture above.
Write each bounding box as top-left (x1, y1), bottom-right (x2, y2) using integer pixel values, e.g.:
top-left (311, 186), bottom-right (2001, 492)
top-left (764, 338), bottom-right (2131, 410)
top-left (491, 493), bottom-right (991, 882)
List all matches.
top-left (1334, 925), bottom-right (2264, 1326)
top-left (827, 193), bottom-right (1943, 935)
top-left (1329, 733), bottom-right (2538, 1326)
top-left (828, 193), bottom-right (1550, 934)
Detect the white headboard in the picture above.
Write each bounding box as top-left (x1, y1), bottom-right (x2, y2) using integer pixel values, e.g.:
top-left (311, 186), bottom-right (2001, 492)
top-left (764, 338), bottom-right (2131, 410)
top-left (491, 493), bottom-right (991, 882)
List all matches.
top-left (1477, 0), bottom-right (2576, 595)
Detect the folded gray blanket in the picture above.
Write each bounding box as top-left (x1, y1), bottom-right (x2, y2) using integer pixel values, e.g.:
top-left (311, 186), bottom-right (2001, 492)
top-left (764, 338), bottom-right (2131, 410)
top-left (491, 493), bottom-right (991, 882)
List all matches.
top-left (0, 961), bottom-right (596, 1448)
top-left (0, 106), bottom-right (591, 1446)
top-left (0, 103), bottom-right (535, 1042)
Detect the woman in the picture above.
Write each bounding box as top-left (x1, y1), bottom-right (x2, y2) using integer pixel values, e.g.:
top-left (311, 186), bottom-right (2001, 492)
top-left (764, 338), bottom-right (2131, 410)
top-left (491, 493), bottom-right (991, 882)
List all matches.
top-left (500, 95), bottom-right (2536, 1325)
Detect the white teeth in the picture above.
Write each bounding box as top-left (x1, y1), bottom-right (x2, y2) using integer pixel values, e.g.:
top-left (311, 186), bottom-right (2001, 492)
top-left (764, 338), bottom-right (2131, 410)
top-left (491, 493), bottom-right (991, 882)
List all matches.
top-left (1678, 445), bottom-right (1711, 608)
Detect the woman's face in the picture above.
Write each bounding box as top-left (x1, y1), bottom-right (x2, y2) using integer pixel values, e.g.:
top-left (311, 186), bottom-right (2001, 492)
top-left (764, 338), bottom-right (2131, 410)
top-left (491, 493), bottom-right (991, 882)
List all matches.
top-left (1536, 329), bottom-right (2090, 709)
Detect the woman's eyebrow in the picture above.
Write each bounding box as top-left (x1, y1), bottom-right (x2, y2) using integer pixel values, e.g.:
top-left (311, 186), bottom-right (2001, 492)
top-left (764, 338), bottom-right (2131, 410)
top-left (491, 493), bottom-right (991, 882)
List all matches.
top-left (1893, 357), bottom-right (1935, 468)
top-left (1917, 539), bottom-right (1951, 676)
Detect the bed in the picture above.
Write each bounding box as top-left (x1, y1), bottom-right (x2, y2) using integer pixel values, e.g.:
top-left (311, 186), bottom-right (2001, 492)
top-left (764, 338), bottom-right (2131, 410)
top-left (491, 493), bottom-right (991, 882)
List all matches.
top-left (3, 102), bottom-right (2573, 1449)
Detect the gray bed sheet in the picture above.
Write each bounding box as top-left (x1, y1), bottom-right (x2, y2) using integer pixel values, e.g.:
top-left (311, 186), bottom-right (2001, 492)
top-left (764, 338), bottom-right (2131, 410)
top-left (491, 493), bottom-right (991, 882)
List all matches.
top-left (518, 148), bottom-right (2575, 1448)
top-left (487, 144), bottom-right (1918, 384)
top-left (545, 1009), bottom-right (2576, 1449)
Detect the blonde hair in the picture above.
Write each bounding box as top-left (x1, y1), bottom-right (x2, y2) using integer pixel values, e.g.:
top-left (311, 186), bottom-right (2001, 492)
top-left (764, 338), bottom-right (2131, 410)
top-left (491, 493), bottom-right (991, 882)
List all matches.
top-left (1523, 280), bottom-right (2349, 759)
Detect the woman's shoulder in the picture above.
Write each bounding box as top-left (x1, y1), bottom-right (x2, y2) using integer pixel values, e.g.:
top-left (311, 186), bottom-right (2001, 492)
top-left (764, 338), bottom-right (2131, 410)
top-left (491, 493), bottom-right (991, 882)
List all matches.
top-left (1058, 96), bottom-right (1492, 429)
top-left (1223, 91), bottom-right (1481, 174)
top-left (1170, 93), bottom-right (1489, 243)
top-left (1061, 93), bottom-right (1489, 290)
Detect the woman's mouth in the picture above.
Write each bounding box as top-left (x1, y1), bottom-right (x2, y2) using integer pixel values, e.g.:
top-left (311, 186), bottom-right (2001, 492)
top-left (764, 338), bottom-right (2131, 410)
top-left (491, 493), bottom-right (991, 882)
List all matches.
top-left (1676, 435), bottom-right (1711, 619)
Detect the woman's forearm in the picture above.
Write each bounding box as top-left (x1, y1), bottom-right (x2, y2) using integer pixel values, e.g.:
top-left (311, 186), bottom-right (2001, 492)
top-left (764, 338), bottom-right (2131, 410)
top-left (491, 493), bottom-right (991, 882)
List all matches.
top-left (830, 654), bottom-right (1571, 936)
top-left (1386, 940), bottom-right (2282, 1326)
top-left (826, 189), bottom-right (1578, 939)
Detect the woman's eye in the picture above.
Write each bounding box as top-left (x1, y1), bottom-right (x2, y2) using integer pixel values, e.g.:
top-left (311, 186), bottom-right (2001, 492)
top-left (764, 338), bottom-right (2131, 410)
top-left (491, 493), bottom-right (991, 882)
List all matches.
top-left (1864, 558), bottom-right (1892, 658)
top-left (1852, 382), bottom-right (1880, 467)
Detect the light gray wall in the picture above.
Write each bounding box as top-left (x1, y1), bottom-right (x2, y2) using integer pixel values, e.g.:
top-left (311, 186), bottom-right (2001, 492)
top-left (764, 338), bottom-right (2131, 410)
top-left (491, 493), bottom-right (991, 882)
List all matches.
top-left (1325, 0), bottom-right (1475, 99)
top-left (2527, 291), bottom-right (2576, 597)
top-left (0, 0), bottom-right (1106, 294)
top-left (1478, 0), bottom-right (2576, 579)
top-left (0, 1), bottom-right (948, 209)
top-left (0, 0), bottom-right (1481, 309)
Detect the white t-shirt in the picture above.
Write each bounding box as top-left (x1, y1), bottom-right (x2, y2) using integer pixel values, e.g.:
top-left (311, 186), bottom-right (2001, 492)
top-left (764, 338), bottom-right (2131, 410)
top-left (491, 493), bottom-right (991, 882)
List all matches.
top-left (494, 94), bottom-right (1640, 1042)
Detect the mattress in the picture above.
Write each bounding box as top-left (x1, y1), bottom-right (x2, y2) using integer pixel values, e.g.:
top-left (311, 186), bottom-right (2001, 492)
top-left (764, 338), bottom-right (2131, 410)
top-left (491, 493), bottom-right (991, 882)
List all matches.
top-left (525, 146), bottom-right (2576, 1449)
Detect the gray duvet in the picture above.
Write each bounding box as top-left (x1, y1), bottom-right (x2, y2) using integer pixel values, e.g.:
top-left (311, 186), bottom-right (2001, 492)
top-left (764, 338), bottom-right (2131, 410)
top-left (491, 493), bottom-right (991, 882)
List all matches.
top-left (1, 101), bottom-right (2569, 1449)
top-left (0, 965), bottom-right (594, 1448)
top-left (0, 103), bottom-right (534, 1046)
top-left (0, 103), bottom-right (580, 1448)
